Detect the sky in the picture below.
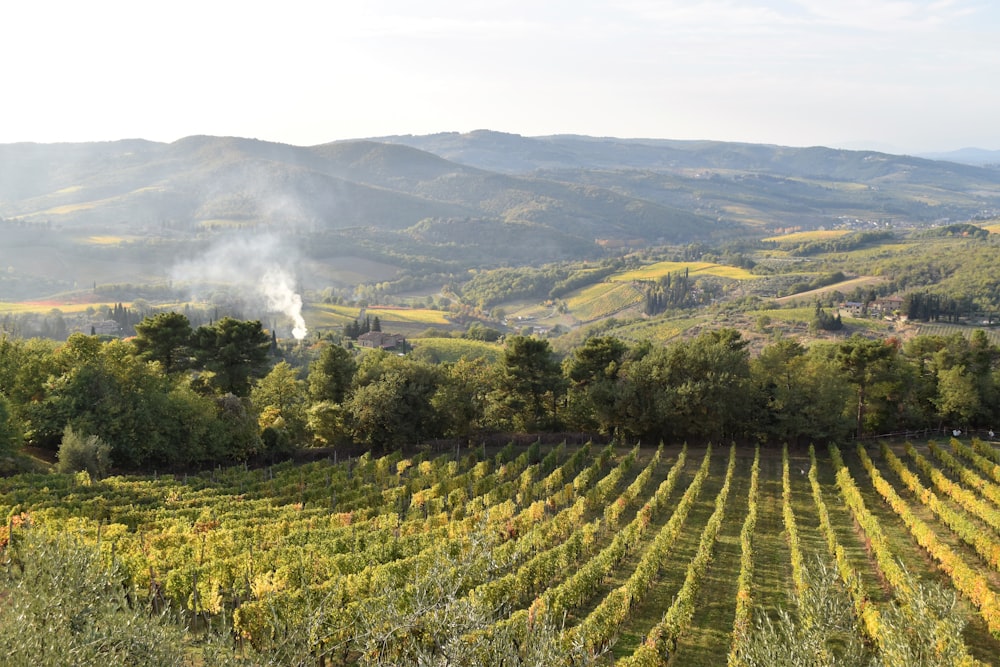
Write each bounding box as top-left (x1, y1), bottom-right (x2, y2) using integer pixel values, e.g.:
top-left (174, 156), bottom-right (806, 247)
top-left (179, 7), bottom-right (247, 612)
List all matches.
top-left (1, 0), bottom-right (998, 153)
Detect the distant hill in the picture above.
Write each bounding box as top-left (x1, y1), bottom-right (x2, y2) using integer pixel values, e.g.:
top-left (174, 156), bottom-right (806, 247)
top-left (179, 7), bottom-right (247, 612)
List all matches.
top-left (918, 147), bottom-right (1000, 166)
top-left (376, 130), bottom-right (1000, 181)
top-left (1, 132), bottom-right (999, 301)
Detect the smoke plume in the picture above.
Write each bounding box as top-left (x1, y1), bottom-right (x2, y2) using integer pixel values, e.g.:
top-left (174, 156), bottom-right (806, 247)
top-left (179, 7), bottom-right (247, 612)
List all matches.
top-left (170, 234), bottom-right (308, 340)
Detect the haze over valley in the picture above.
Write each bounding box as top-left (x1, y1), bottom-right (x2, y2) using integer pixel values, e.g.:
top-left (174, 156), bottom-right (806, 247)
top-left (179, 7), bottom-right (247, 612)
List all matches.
top-left (2, 132), bottom-right (999, 317)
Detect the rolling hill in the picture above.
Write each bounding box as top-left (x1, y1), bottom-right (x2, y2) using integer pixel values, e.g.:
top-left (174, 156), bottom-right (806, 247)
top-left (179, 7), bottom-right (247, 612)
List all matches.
top-left (1, 132), bottom-right (998, 303)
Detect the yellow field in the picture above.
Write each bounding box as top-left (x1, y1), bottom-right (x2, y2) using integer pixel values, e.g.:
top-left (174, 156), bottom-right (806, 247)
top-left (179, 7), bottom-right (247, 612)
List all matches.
top-left (611, 316), bottom-right (700, 345)
top-left (565, 282), bottom-right (645, 322)
top-left (980, 221), bottom-right (1000, 234)
top-left (0, 301), bottom-right (121, 314)
top-left (610, 261), bottom-right (757, 282)
top-left (42, 201), bottom-right (103, 215)
top-left (83, 235), bottom-right (138, 245)
top-left (307, 304), bottom-right (451, 328)
top-left (37, 187), bottom-right (166, 217)
top-left (763, 229), bottom-right (851, 243)
top-left (364, 306), bottom-right (451, 325)
top-left (410, 337), bottom-right (502, 363)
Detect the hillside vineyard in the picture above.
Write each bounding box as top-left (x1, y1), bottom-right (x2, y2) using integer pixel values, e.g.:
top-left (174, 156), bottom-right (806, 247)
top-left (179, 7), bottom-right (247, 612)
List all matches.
top-left (4, 439), bottom-right (1000, 664)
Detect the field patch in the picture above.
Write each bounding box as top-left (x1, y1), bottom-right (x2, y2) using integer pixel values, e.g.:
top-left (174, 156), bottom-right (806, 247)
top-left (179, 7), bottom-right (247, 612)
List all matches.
top-left (364, 305), bottom-right (452, 325)
top-left (610, 261), bottom-right (757, 282)
top-left (763, 229), bottom-right (852, 243)
top-left (81, 235), bottom-right (140, 245)
top-left (565, 282), bottom-right (645, 322)
top-left (0, 299), bottom-right (121, 314)
top-left (774, 275), bottom-right (887, 304)
top-left (306, 256), bottom-right (401, 285)
top-left (306, 303), bottom-right (453, 334)
top-left (410, 337), bottom-right (502, 363)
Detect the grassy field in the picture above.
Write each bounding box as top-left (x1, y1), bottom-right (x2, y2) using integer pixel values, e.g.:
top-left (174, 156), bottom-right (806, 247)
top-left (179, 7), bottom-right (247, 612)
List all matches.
top-left (409, 336), bottom-right (503, 363)
top-left (610, 261), bottom-right (758, 283)
top-left (773, 275), bottom-right (887, 305)
top-left (306, 303), bottom-right (453, 331)
top-left (565, 282), bottom-right (645, 322)
top-left (763, 229), bottom-right (852, 243)
top-left (0, 300), bottom-right (121, 314)
top-left (3, 439), bottom-right (1000, 664)
top-left (604, 315), bottom-right (704, 345)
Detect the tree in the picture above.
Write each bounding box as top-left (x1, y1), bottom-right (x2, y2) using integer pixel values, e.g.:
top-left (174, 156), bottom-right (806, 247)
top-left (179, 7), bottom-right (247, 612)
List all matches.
top-left (935, 366), bottom-right (981, 428)
top-left (251, 361), bottom-right (309, 448)
top-left (835, 336), bottom-right (899, 438)
top-left (132, 312), bottom-right (193, 372)
top-left (0, 532), bottom-right (196, 666)
top-left (0, 394), bottom-right (19, 457)
top-left (346, 354), bottom-right (444, 449)
top-left (308, 343), bottom-right (356, 404)
top-left (563, 336), bottom-right (629, 436)
top-left (27, 338), bottom-right (226, 467)
top-left (433, 357), bottom-right (497, 442)
top-left (497, 336), bottom-right (565, 432)
top-left (192, 317), bottom-right (271, 396)
top-left (664, 329), bottom-right (752, 442)
top-left (56, 425), bottom-right (111, 478)
top-left (751, 340), bottom-right (852, 444)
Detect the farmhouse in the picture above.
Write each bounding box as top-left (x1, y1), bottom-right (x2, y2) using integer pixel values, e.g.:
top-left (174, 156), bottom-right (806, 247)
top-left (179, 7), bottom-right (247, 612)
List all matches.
top-left (357, 331), bottom-right (407, 350)
top-left (871, 296), bottom-right (904, 317)
top-left (840, 301), bottom-right (865, 317)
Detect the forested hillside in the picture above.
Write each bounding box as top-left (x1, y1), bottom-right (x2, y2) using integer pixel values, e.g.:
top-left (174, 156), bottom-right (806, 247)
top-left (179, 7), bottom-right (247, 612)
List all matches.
top-left (2, 133), bottom-right (999, 303)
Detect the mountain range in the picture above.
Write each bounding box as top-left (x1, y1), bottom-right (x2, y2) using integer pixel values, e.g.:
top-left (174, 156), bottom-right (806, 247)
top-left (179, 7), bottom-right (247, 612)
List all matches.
top-left (1, 131), bottom-right (998, 300)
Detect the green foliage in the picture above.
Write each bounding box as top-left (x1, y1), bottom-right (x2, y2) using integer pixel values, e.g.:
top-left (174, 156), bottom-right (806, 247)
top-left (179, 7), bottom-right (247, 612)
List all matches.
top-left (192, 317), bottom-right (270, 396)
top-left (738, 559), bottom-right (873, 666)
top-left (251, 361), bottom-right (309, 448)
top-left (622, 328), bottom-right (752, 442)
top-left (812, 303), bottom-right (843, 331)
top-left (563, 336), bottom-right (629, 436)
top-left (131, 311), bottom-right (193, 372)
top-left (460, 266), bottom-right (571, 309)
top-left (917, 223), bottom-right (989, 239)
top-left (0, 531), bottom-right (192, 666)
top-left (463, 321), bottom-right (503, 342)
top-left (308, 343), bottom-right (357, 404)
top-left (788, 231), bottom-right (894, 256)
top-left (56, 425), bottom-right (111, 478)
top-left (834, 336), bottom-right (901, 437)
top-left (498, 336), bottom-right (565, 431)
top-left (751, 339), bottom-right (853, 444)
top-left (0, 394), bottom-right (19, 457)
top-left (346, 352), bottom-right (444, 448)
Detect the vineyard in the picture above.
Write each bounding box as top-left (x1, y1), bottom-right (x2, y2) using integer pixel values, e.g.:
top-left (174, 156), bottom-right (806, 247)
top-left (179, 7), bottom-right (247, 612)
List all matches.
top-left (4, 438), bottom-right (1000, 665)
top-left (565, 282), bottom-right (646, 323)
top-left (609, 261), bottom-right (757, 283)
top-left (916, 323), bottom-right (1000, 347)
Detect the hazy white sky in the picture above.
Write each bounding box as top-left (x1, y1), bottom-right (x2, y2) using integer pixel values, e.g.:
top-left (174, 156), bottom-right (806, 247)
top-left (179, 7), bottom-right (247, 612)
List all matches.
top-left (2, 0), bottom-right (997, 152)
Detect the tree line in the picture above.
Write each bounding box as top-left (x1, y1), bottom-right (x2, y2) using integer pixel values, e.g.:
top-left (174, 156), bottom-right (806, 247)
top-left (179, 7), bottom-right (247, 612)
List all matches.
top-left (2, 311), bottom-right (999, 472)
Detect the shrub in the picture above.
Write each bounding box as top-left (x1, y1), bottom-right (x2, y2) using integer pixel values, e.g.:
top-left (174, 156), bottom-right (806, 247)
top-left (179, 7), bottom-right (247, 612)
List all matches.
top-left (56, 425), bottom-right (111, 478)
top-left (0, 531), bottom-right (191, 666)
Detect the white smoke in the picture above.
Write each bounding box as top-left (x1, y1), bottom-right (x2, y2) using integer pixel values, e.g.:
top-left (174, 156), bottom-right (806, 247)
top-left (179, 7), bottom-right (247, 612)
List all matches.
top-left (261, 268), bottom-right (308, 340)
top-left (170, 233), bottom-right (308, 340)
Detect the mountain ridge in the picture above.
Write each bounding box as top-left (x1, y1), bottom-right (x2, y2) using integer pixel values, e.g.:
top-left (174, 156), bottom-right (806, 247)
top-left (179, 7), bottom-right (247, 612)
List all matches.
top-left (1, 132), bottom-right (998, 301)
